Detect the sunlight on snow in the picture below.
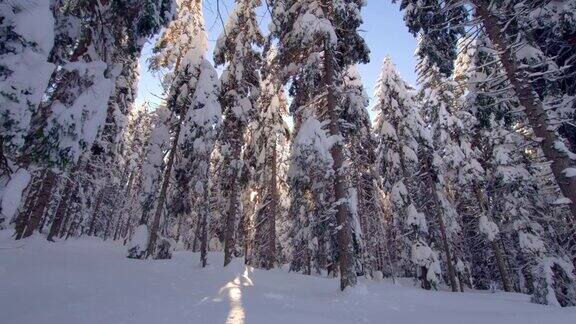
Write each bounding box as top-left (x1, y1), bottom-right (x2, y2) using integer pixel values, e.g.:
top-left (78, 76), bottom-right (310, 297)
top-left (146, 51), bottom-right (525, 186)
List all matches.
top-left (221, 267), bottom-right (254, 324)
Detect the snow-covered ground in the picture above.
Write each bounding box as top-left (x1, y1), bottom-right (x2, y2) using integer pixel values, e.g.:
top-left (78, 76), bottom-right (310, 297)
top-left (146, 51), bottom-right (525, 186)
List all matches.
top-left (1, 231), bottom-right (574, 324)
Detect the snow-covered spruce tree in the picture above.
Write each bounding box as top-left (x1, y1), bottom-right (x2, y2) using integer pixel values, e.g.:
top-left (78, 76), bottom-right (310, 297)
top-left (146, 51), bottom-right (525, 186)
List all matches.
top-left (144, 0), bottom-right (205, 258)
top-left (125, 103), bottom-right (172, 258)
top-left (49, 45), bottom-right (142, 243)
top-left (341, 65), bottom-right (386, 277)
top-left (136, 104), bottom-right (172, 229)
top-left (402, 8), bottom-right (576, 295)
top-left (396, 0), bottom-right (466, 76)
top-left (145, 0), bottom-right (221, 261)
top-left (246, 47), bottom-right (290, 269)
top-left (11, 0), bottom-right (174, 240)
top-left (398, 0), bottom-right (576, 230)
top-left (493, 128), bottom-right (576, 306)
top-left (212, 0), bottom-right (265, 267)
top-left (374, 57), bottom-right (440, 289)
top-left (112, 106), bottom-right (156, 242)
top-left (12, 1), bottom-right (119, 240)
top-left (451, 35), bottom-right (515, 291)
top-left (170, 59), bottom-right (220, 262)
top-left (457, 35), bottom-right (555, 296)
top-left (471, 110), bottom-right (576, 305)
top-left (515, 1), bottom-right (576, 154)
top-left (277, 45), bottom-right (332, 276)
top-left (0, 0), bottom-right (54, 166)
top-left (287, 111), bottom-right (336, 276)
top-left (529, 2), bottom-right (576, 154)
top-left (416, 43), bottom-right (491, 292)
top-left (272, 0), bottom-right (369, 290)
top-left (0, 0), bottom-right (54, 228)
top-left (79, 0), bottom-right (175, 242)
top-left (76, 105), bottom-right (149, 242)
top-left (461, 33), bottom-right (576, 305)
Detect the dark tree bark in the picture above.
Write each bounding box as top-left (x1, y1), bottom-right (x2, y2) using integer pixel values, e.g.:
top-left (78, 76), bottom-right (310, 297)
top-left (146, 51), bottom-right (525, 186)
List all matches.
top-left (199, 189), bottom-right (210, 268)
top-left (48, 177), bottom-right (74, 241)
top-left (88, 192), bottom-right (104, 236)
top-left (18, 170), bottom-right (57, 239)
top-left (474, 0), bottom-right (576, 223)
top-left (423, 155), bottom-right (459, 292)
top-left (265, 142), bottom-right (278, 269)
top-left (14, 174), bottom-right (42, 239)
top-left (491, 240), bottom-right (513, 292)
top-left (324, 35), bottom-right (356, 291)
top-left (474, 184), bottom-right (513, 292)
top-left (223, 132), bottom-right (242, 266)
top-left (146, 122), bottom-right (180, 258)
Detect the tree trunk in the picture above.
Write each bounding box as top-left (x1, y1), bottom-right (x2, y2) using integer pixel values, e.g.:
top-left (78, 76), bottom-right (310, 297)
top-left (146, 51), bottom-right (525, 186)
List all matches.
top-left (47, 177), bottom-right (74, 241)
top-left (223, 185), bottom-right (238, 266)
top-left (114, 169), bottom-right (135, 241)
top-left (192, 217), bottom-right (201, 252)
top-left (146, 122), bottom-right (181, 258)
top-left (491, 239), bottom-right (513, 292)
top-left (266, 141), bottom-right (278, 269)
top-left (474, 0), bottom-right (576, 222)
top-left (199, 188), bottom-right (210, 268)
top-left (424, 157), bottom-right (459, 292)
top-left (88, 192), bottom-right (104, 236)
top-left (324, 35), bottom-right (356, 291)
top-left (19, 170), bottom-right (57, 239)
top-left (14, 174), bottom-right (42, 239)
top-left (59, 186), bottom-right (78, 238)
top-left (473, 184), bottom-right (513, 292)
top-left (65, 207), bottom-right (81, 240)
top-left (223, 128), bottom-right (242, 267)
top-left (0, 136), bottom-right (10, 179)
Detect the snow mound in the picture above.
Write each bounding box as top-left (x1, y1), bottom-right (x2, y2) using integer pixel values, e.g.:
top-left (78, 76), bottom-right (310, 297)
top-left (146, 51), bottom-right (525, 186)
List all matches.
top-left (127, 224), bottom-right (148, 259)
top-left (0, 230), bottom-right (574, 324)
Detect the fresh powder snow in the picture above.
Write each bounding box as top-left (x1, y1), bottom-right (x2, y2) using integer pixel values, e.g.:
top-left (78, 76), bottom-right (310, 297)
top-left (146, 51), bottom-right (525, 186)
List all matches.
top-left (1, 230), bottom-right (575, 324)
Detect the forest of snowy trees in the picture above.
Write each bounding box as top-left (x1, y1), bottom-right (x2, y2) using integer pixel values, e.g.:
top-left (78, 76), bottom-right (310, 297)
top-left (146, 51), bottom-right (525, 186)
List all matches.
top-left (1, 0), bottom-right (576, 309)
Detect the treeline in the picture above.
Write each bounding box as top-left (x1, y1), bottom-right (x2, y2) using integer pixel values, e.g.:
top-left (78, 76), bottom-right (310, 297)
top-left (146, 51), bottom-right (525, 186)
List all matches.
top-left (1, 0), bottom-right (575, 307)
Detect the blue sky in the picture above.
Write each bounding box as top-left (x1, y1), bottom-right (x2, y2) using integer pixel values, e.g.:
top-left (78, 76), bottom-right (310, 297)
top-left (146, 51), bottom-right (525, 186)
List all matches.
top-left (135, 0), bottom-right (418, 109)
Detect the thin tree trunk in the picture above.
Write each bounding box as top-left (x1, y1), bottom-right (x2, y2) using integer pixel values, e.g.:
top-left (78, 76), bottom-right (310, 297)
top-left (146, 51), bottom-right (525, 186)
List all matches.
top-left (223, 132), bottom-right (242, 267)
top-left (58, 183), bottom-right (79, 238)
top-left (473, 184), bottom-right (513, 292)
top-left (48, 177), bottom-right (74, 241)
top-left (0, 136), bottom-right (10, 179)
top-left (175, 206), bottom-right (186, 244)
top-left (474, 0), bottom-right (576, 222)
top-left (59, 199), bottom-right (75, 238)
top-left (103, 212), bottom-right (113, 240)
top-left (192, 217), bottom-right (201, 252)
top-left (265, 141), bottom-right (278, 270)
top-left (20, 170), bottom-right (57, 239)
top-left (199, 188), bottom-right (210, 267)
top-left (458, 272), bottom-right (465, 292)
top-left (424, 157), bottom-right (458, 292)
top-left (491, 239), bottom-right (513, 292)
top-left (222, 188), bottom-right (238, 265)
top-left (114, 169), bottom-right (135, 241)
top-left (88, 192), bottom-right (104, 236)
top-left (14, 174), bottom-right (42, 239)
top-left (65, 207), bottom-right (81, 240)
top-left (122, 191), bottom-right (136, 240)
top-left (146, 122), bottom-right (180, 258)
top-left (323, 34), bottom-right (356, 290)
top-left (239, 199), bottom-right (250, 265)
